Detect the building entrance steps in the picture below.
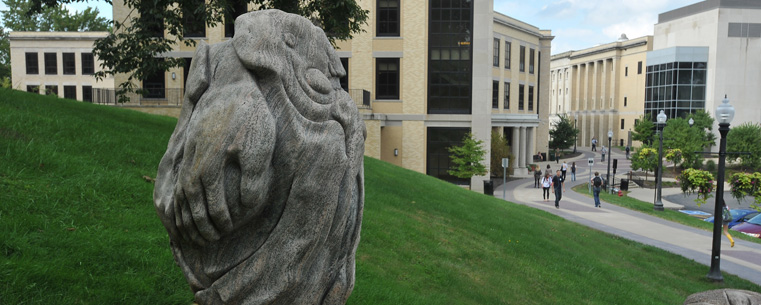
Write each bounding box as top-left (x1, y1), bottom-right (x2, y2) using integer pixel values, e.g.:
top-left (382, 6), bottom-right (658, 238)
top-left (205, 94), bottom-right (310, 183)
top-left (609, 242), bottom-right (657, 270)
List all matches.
top-left (494, 147), bottom-right (761, 286)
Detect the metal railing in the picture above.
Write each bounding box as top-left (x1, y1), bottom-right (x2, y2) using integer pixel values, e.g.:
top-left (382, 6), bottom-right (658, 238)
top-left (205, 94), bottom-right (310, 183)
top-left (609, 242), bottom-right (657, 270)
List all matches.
top-left (91, 88), bottom-right (184, 106)
top-left (348, 89), bottom-right (371, 109)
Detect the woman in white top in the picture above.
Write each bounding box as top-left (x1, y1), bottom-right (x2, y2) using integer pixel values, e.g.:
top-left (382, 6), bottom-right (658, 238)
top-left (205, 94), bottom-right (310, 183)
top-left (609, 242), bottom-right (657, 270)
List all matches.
top-left (541, 173), bottom-right (552, 201)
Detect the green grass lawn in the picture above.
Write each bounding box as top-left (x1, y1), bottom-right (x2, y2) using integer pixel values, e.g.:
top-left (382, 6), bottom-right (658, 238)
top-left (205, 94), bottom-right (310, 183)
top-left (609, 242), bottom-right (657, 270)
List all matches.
top-left (1, 89), bottom-right (759, 304)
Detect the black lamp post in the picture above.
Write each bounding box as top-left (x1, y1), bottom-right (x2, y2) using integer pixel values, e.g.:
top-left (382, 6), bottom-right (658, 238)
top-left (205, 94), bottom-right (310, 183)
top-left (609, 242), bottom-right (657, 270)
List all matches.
top-left (573, 118), bottom-right (577, 153)
top-left (654, 110), bottom-right (667, 211)
top-left (606, 129), bottom-right (612, 192)
top-left (707, 96), bottom-right (735, 282)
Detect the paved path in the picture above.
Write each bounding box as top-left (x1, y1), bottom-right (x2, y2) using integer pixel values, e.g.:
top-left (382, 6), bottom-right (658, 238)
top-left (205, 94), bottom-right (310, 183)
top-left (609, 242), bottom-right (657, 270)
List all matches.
top-left (495, 146), bottom-right (761, 286)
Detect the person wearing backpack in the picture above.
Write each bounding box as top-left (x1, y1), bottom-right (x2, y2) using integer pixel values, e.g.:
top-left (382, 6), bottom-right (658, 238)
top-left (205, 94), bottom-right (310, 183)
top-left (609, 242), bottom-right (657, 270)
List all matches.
top-left (570, 162), bottom-right (577, 181)
top-left (591, 172), bottom-right (603, 208)
top-left (541, 173), bottom-right (552, 201)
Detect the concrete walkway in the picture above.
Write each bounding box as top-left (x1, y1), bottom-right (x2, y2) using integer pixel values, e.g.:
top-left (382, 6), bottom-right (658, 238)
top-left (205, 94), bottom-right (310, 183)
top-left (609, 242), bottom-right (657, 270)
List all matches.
top-left (495, 146), bottom-right (761, 286)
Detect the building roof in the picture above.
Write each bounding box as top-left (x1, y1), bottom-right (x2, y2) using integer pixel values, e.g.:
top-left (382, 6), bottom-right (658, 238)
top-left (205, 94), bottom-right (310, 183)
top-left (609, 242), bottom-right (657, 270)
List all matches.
top-left (658, 0), bottom-right (761, 24)
top-left (9, 31), bottom-right (108, 41)
top-left (493, 11), bottom-right (554, 39)
top-left (550, 35), bottom-right (651, 61)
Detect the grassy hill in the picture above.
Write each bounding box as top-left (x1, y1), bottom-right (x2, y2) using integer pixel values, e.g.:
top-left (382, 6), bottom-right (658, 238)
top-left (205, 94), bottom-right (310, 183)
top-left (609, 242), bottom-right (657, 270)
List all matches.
top-left (1, 89), bottom-right (758, 304)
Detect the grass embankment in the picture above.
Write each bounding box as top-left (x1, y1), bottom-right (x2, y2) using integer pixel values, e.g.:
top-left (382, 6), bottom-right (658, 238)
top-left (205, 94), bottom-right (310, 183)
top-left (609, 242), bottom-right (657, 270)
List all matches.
top-left (1, 89), bottom-right (759, 304)
top-left (571, 184), bottom-right (761, 245)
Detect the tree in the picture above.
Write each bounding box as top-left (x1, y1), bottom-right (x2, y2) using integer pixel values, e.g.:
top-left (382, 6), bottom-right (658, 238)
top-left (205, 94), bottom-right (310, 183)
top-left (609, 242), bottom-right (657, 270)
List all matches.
top-left (664, 148), bottom-right (683, 175)
top-left (662, 112), bottom-right (716, 169)
top-left (727, 122), bottom-right (761, 171)
top-left (27, 0), bottom-right (369, 102)
top-left (448, 133), bottom-right (488, 184)
top-left (632, 113), bottom-right (655, 146)
top-left (631, 146), bottom-right (658, 181)
top-left (0, 0), bottom-right (111, 80)
top-left (549, 114), bottom-right (579, 150)
top-left (490, 131), bottom-right (513, 178)
top-left (687, 110), bottom-right (717, 145)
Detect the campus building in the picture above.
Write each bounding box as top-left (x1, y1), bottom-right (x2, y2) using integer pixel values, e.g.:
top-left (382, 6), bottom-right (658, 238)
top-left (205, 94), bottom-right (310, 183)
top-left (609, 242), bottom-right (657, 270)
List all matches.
top-left (549, 35), bottom-right (653, 148)
top-left (109, 0), bottom-right (553, 190)
top-left (8, 31), bottom-right (114, 102)
top-left (648, 0), bottom-right (761, 137)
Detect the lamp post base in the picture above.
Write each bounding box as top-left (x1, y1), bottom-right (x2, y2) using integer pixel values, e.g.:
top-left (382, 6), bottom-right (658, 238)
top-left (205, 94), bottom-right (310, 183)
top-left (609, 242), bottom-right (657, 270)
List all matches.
top-left (653, 202), bottom-right (664, 211)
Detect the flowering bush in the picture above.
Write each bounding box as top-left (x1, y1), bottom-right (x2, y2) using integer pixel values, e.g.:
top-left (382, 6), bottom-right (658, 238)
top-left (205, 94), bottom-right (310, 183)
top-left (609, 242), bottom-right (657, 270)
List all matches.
top-left (729, 172), bottom-right (761, 211)
top-left (679, 168), bottom-right (715, 206)
top-left (664, 148), bottom-right (683, 174)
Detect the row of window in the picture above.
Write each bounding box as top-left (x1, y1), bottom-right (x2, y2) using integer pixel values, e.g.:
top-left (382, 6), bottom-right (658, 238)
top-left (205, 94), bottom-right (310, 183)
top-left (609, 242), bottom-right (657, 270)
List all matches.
top-left (491, 81), bottom-right (533, 111)
top-left (25, 52), bottom-right (94, 75)
top-left (493, 39), bottom-right (534, 73)
top-left (26, 84), bottom-right (93, 102)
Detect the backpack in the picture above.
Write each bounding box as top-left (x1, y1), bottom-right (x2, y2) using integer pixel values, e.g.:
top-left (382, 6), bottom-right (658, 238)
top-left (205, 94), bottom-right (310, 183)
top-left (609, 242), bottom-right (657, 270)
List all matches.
top-left (593, 177), bottom-right (602, 187)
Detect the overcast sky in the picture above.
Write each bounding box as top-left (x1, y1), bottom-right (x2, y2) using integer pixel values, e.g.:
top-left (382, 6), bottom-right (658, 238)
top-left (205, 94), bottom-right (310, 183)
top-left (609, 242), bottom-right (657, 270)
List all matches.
top-left (4, 0), bottom-right (704, 54)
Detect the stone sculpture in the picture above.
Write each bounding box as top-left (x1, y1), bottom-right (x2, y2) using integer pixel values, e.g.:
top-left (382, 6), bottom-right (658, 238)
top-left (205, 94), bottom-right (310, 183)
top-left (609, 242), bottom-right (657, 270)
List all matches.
top-left (153, 10), bottom-right (365, 304)
top-left (684, 289), bottom-right (761, 305)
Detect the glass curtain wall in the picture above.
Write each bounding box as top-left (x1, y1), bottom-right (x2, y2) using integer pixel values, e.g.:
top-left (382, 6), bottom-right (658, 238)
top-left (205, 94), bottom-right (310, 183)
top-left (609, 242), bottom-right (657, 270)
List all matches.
top-left (644, 62), bottom-right (706, 120)
top-left (428, 0), bottom-right (473, 114)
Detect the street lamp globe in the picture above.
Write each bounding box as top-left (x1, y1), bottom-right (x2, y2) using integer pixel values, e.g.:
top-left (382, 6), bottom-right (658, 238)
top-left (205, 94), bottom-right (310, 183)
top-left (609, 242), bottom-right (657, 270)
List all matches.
top-left (716, 95), bottom-right (735, 124)
top-left (657, 110), bottom-right (667, 124)
top-left (607, 130), bottom-right (613, 139)
top-left (688, 117), bottom-right (694, 126)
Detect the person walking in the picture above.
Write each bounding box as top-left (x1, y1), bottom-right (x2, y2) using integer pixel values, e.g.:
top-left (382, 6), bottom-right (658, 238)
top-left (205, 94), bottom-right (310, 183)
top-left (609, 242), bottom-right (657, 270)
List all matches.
top-left (601, 145), bottom-right (607, 162)
top-left (722, 201), bottom-right (735, 247)
top-left (545, 164), bottom-right (552, 177)
top-left (551, 170), bottom-right (564, 209)
top-left (571, 162), bottom-right (577, 181)
top-left (591, 172), bottom-right (603, 208)
top-left (625, 145), bottom-right (630, 160)
top-left (591, 138), bottom-right (597, 151)
top-left (541, 173), bottom-right (552, 201)
top-left (555, 148), bottom-right (560, 164)
top-left (534, 168), bottom-right (542, 188)
top-left (561, 161), bottom-right (568, 180)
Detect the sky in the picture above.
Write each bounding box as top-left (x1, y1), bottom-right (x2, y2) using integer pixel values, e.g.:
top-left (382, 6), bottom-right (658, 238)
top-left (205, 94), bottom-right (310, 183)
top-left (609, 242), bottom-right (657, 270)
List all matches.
top-left (2, 0), bottom-right (705, 54)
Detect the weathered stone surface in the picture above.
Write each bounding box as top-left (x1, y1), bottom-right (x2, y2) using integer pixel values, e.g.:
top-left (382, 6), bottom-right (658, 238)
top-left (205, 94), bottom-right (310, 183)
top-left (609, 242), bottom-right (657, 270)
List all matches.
top-left (153, 9), bottom-right (365, 304)
top-left (684, 289), bottom-right (761, 305)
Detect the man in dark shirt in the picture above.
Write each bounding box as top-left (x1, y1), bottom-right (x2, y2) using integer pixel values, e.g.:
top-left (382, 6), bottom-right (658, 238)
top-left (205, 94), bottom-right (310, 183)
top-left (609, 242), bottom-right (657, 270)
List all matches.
top-left (551, 170), bottom-right (564, 209)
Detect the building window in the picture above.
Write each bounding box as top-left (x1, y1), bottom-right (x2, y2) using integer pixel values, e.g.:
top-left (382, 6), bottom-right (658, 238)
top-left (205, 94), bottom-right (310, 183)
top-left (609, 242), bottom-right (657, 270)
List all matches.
top-left (26, 85), bottom-right (39, 94)
top-left (81, 53), bottom-right (94, 75)
top-left (44, 53), bottom-right (57, 75)
top-left (644, 61), bottom-right (707, 120)
top-left (624, 96), bottom-right (627, 107)
top-left (529, 48), bottom-right (535, 74)
top-left (224, 0), bottom-right (248, 37)
top-left (518, 84), bottom-right (524, 110)
top-left (340, 58), bottom-right (349, 92)
top-left (528, 85), bottom-right (534, 111)
top-left (428, 0), bottom-right (472, 114)
top-left (143, 59), bottom-right (166, 99)
top-left (427, 127), bottom-right (469, 185)
top-left (638, 61), bottom-right (643, 74)
top-left (376, 58), bottom-right (400, 100)
top-left (519, 46), bottom-right (525, 72)
top-left (63, 85), bottom-right (76, 99)
top-left (504, 82), bottom-right (510, 109)
top-left (183, 0), bottom-right (206, 37)
top-left (493, 38), bottom-right (500, 66)
top-left (505, 42), bottom-right (511, 69)
top-left (620, 119), bottom-right (625, 130)
top-left (25, 53), bottom-right (39, 74)
top-left (728, 22), bottom-right (761, 38)
top-left (377, 0), bottom-right (400, 37)
top-left (62, 53), bottom-right (76, 75)
top-left (45, 85), bottom-right (58, 96)
top-left (82, 86), bottom-right (93, 102)
top-left (625, 66), bottom-right (628, 77)
top-left (492, 81), bottom-right (499, 108)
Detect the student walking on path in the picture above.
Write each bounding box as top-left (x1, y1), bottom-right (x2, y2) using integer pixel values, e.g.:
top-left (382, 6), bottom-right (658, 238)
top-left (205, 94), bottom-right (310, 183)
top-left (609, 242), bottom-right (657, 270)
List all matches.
top-left (591, 138), bottom-right (597, 151)
top-left (625, 146), bottom-right (630, 160)
top-left (551, 170), bottom-right (565, 208)
top-left (534, 168), bottom-right (542, 188)
top-left (561, 161), bottom-right (568, 180)
top-left (601, 146), bottom-right (607, 162)
top-left (541, 173), bottom-right (552, 201)
top-left (591, 172), bottom-right (603, 208)
top-left (544, 164), bottom-right (552, 177)
top-left (570, 162), bottom-right (577, 181)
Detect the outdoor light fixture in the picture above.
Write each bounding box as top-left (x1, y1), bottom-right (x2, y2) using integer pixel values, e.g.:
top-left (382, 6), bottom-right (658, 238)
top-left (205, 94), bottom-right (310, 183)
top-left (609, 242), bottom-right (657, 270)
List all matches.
top-left (707, 95), bottom-right (735, 282)
top-left (606, 129), bottom-right (613, 193)
top-left (394, 148), bottom-right (398, 156)
top-left (171, 72), bottom-right (176, 80)
top-left (654, 110), bottom-right (667, 211)
top-left (689, 117), bottom-right (694, 127)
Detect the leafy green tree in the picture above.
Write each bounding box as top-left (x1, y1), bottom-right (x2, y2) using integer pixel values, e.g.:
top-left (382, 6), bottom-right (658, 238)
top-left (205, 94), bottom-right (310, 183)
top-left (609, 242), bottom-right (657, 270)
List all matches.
top-left (0, 0), bottom-right (111, 81)
top-left (490, 131), bottom-right (513, 178)
top-left (661, 112), bottom-right (716, 169)
top-left (687, 110), bottom-right (717, 145)
top-left (631, 146), bottom-right (658, 181)
top-left (448, 133), bottom-right (488, 183)
top-left (664, 148), bottom-right (682, 175)
top-left (27, 0), bottom-right (369, 102)
top-left (632, 113), bottom-right (655, 146)
top-left (727, 122), bottom-right (761, 171)
top-left (549, 114), bottom-right (579, 150)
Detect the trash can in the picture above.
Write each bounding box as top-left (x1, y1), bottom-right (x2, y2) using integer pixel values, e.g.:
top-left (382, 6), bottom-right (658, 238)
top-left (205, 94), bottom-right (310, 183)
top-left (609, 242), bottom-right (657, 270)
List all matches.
top-left (484, 180), bottom-right (494, 196)
top-left (620, 179), bottom-right (629, 191)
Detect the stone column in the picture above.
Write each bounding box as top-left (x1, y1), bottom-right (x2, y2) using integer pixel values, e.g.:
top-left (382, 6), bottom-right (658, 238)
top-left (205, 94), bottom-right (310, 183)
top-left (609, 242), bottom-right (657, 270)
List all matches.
top-left (526, 127), bottom-right (535, 165)
top-left (512, 126), bottom-right (520, 169)
top-left (519, 126), bottom-right (527, 169)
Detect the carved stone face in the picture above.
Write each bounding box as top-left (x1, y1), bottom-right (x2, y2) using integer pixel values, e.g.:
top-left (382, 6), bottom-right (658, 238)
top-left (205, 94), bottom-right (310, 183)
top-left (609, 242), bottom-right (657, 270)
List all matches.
top-left (153, 10), bottom-right (365, 304)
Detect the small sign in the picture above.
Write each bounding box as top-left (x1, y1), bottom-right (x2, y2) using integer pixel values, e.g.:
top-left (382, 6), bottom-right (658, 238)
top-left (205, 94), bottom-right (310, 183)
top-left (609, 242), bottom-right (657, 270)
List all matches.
top-left (458, 41), bottom-right (471, 46)
top-left (588, 158), bottom-right (594, 166)
top-left (502, 158), bottom-right (509, 168)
